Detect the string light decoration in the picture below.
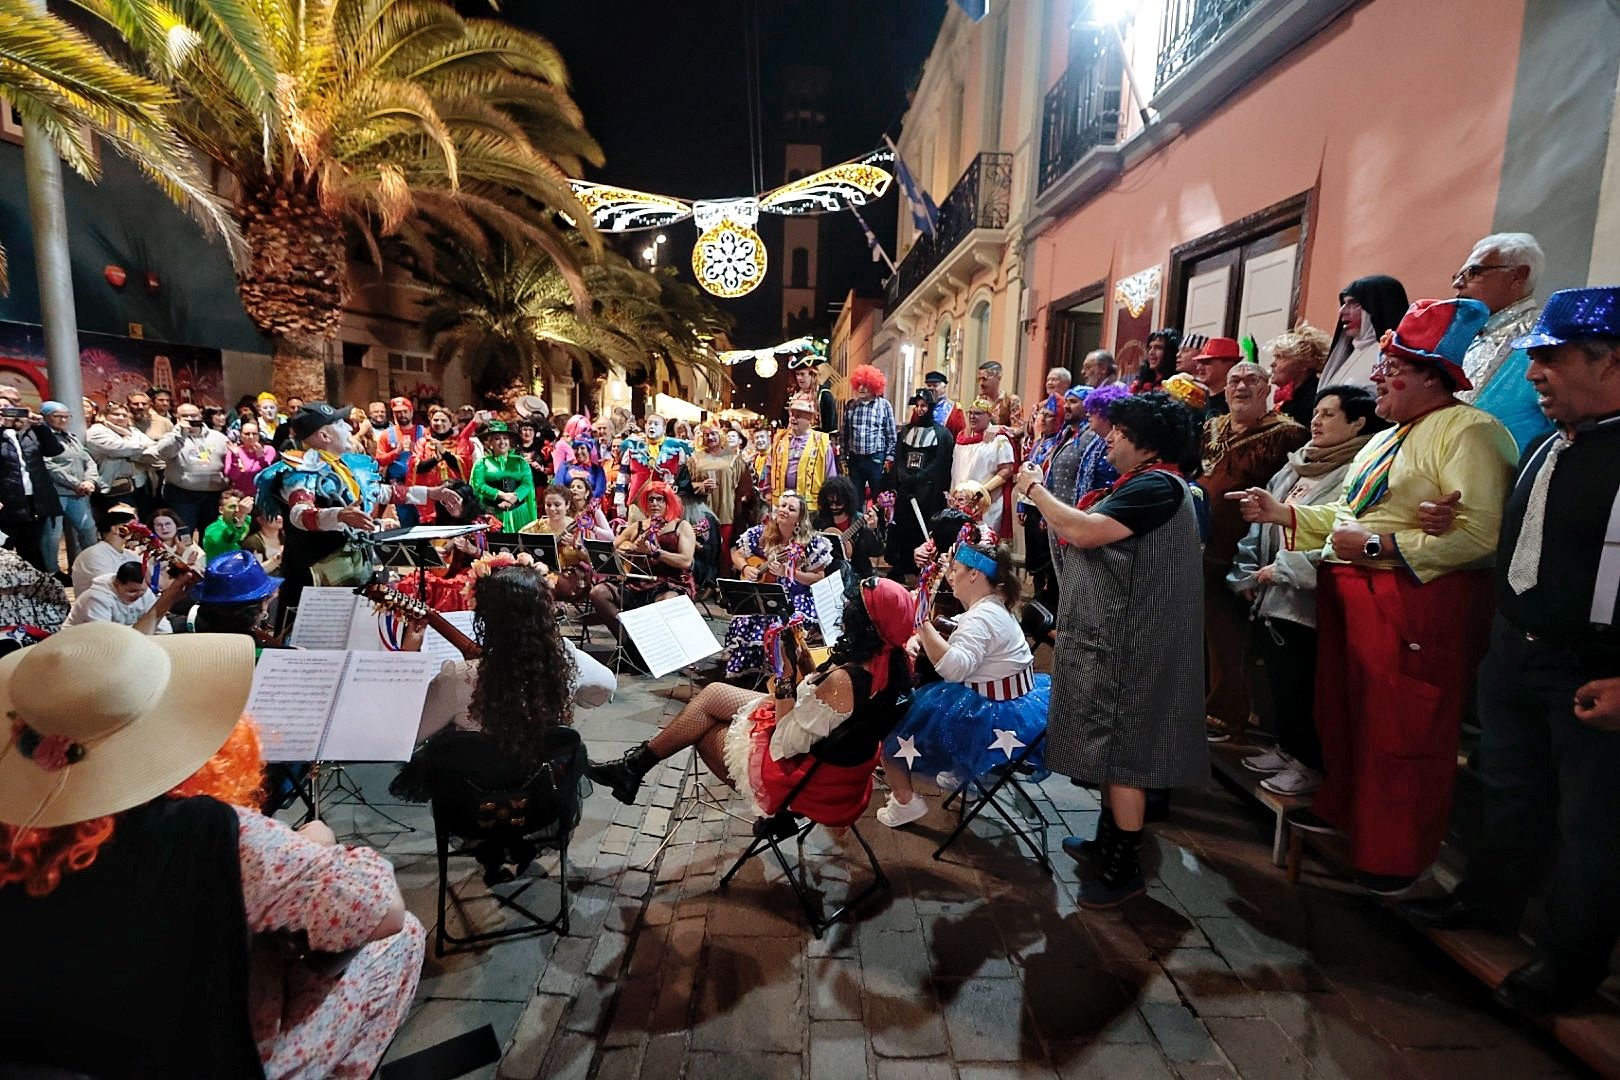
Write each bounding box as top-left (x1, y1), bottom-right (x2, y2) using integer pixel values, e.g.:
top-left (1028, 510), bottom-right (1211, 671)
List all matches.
top-left (569, 150), bottom-right (895, 299)
top-left (717, 336), bottom-right (826, 369)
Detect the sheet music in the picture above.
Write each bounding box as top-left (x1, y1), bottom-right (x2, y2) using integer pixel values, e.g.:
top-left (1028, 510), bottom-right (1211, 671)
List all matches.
top-left (347, 602), bottom-right (477, 666)
top-left (320, 652), bottom-right (439, 762)
top-left (420, 610), bottom-right (477, 667)
top-left (250, 650), bottom-right (439, 762)
top-left (372, 523), bottom-right (489, 541)
top-left (289, 588), bottom-right (363, 649)
top-left (249, 651), bottom-right (349, 761)
top-left (617, 595), bottom-right (723, 678)
top-left (812, 571), bottom-right (847, 646)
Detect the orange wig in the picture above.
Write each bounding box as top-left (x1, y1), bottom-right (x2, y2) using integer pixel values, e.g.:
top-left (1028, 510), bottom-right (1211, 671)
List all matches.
top-left (849, 364), bottom-right (887, 397)
top-left (636, 480), bottom-right (683, 519)
top-left (1, 717), bottom-right (266, 897)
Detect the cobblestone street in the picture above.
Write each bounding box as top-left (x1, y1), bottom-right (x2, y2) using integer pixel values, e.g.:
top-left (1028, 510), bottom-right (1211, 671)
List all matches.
top-left (306, 669), bottom-right (1592, 1080)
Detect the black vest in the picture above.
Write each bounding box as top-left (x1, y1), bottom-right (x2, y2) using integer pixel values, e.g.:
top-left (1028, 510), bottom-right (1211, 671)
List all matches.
top-left (0, 796), bottom-right (264, 1078)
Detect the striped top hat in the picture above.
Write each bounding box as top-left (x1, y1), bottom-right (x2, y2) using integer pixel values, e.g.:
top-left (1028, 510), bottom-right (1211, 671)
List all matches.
top-left (1381, 298), bottom-right (1491, 391)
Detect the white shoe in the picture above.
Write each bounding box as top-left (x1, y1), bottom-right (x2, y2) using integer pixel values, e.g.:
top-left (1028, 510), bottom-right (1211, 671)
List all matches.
top-left (1261, 767), bottom-right (1321, 796)
top-left (1242, 749), bottom-right (1291, 774)
top-left (935, 770), bottom-right (963, 792)
top-left (876, 793), bottom-right (929, 828)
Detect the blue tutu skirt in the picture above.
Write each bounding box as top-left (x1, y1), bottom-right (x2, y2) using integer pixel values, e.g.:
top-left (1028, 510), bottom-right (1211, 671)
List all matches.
top-left (887, 675), bottom-right (1051, 785)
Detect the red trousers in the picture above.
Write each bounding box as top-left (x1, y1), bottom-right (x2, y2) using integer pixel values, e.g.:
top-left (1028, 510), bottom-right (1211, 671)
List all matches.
top-left (1313, 564), bottom-right (1493, 876)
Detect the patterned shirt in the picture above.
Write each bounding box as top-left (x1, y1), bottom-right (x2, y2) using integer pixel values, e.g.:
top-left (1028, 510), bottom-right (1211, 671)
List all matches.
top-left (843, 396), bottom-right (897, 460)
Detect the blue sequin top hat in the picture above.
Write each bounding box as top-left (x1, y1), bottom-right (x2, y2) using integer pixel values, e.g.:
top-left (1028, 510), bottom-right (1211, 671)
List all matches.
top-left (1511, 287), bottom-right (1620, 351)
top-left (191, 550), bottom-right (282, 604)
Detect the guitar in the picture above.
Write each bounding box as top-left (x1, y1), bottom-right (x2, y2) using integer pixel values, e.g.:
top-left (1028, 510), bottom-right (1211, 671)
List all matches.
top-left (742, 541), bottom-right (803, 584)
top-left (124, 523), bottom-right (203, 585)
top-left (356, 578), bottom-right (482, 660)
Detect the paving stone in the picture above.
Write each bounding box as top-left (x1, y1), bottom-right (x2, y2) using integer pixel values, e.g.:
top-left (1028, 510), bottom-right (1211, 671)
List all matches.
top-left (496, 993), bottom-right (569, 1079)
top-left (1139, 1003), bottom-right (1221, 1065)
top-left (875, 1059), bottom-right (958, 1079)
top-left (959, 1064), bottom-right (1060, 1080)
top-left (865, 984), bottom-right (950, 1059)
top-left (690, 935), bottom-right (806, 1054)
top-left (638, 1033), bottom-right (689, 1080)
top-left (535, 935), bottom-right (593, 996)
top-left (561, 976), bottom-right (614, 1034)
top-left (685, 1051), bottom-right (805, 1080)
top-left (602, 977), bottom-right (660, 1047)
top-left (923, 910), bottom-right (1016, 979)
top-left (808, 956), bottom-right (864, 1020)
top-left (1026, 967), bottom-right (1146, 1044)
top-left (626, 920), bottom-right (671, 977)
top-left (1202, 1017), bottom-right (1310, 1080)
top-left (811, 1019), bottom-right (871, 1080)
top-left (586, 929), bottom-right (630, 977)
top-left (936, 977), bottom-right (1030, 1062)
top-left (1052, 1041), bottom-right (1175, 1079)
top-left (537, 1031), bottom-right (595, 1080)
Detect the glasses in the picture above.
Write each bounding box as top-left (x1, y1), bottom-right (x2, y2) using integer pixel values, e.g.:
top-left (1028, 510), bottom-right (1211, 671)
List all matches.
top-left (1371, 355), bottom-right (1413, 379)
top-left (1451, 263), bottom-right (1517, 283)
top-left (1226, 374), bottom-right (1266, 388)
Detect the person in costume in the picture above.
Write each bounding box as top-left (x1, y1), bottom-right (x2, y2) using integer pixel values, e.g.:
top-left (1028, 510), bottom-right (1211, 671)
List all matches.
top-left (1132, 328), bottom-right (1181, 392)
top-left (470, 420), bottom-right (537, 532)
top-left (563, 474), bottom-right (614, 539)
top-left (552, 413), bottom-right (596, 478)
top-left (726, 490), bottom-right (834, 678)
top-left (520, 484), bottom-right (597, 602)
top-left (1018, 395), bottom-right (1065, 611)
top-left (191, 548), bottom-right (283, 641)
top-left (587, 481), bottom-right (697, 659)
top-left (688, 425), bottom-right (745, 552)
top-left (925, 370), bottom-right (967, 437)
top-left (392, 480), bottom-right (502, 612)
top-left (1232, 298), bottom-right (1518, 895)
top-left (585, 578), bottom-right (916, 831)
top-left (790, 352), bottom-right (839, 434)
top-left (950, 398), bottom-right (1016, 537)
top-left (409, 405), bottom-right (480, 524)
top-left (373, 396), bottom-right (426, 525)
top-left (876, 540), bottom-right (1051, 828)
top-left (1199, 361), bottom-right (1307, 743)
top-left (763, 394), bottom-right (837, 512)
top-left (614, 413), bottom-right (692, 513)
top-left (254, 391), bottom-right (286, 439)
top-left (1319, 275), bottom-right (1409, 388)
top-left (1452, 231), bottom-right (1553, 452)
top-left (554, 432), bottom-right (608, 500)
top-left (0, 623), bottom-right (424, 1079)
top-left (256, 402), bottom-right (463, 611)
top-left (840, 364), bottom-right (897, 505)
top-left (812, 475), bottom-right (883, 581)
top-left (974, 360), bottom-right (1024, 445)
top-left (201, 490), bottom-right (253, 561)
top-left (1014, 391), bottom-right (1208, 909)
top-left (886, 389), bottom-right (955, 583)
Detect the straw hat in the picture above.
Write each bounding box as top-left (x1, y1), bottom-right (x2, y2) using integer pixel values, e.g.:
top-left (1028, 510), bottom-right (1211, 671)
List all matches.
top-left (0, 623), bottom-right (254, 828)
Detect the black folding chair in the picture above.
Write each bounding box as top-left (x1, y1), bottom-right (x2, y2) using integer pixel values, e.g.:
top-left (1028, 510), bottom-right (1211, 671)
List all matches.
top-left (932, 730), bottom-right (1053, 874)
top-left (425, 729), bottom-right (585, 957)
top-left (717, 691), bottom-right (912, 938)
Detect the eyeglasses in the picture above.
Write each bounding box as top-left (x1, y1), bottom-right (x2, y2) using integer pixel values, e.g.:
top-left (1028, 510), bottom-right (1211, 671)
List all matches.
top-left (1370, 355), bottom-right (1412, 380)
top-left (1225, 374), bottom-right (1266, 388)
top-left (1451, 263), bottom-right (1517, 283)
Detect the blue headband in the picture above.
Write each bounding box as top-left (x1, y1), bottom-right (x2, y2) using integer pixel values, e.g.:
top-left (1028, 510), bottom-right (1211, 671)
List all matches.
top-left (953, 545), bottom-right (998, 579)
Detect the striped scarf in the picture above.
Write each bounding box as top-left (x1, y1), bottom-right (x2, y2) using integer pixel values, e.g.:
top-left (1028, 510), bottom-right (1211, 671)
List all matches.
top-left (1343, 423), bottom-right (1413, 516)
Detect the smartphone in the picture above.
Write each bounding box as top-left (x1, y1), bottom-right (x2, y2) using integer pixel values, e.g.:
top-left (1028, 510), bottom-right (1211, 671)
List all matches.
top-left (0, 407), bottom-right (29, 419)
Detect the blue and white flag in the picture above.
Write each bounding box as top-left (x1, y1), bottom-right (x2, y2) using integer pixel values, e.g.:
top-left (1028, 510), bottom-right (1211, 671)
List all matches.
top-left (850, 205), bottom-right (896, 273)
top-left (883, 134), bottom-right (939, 237)
top-left (954, 0), bottom-right (989, 21)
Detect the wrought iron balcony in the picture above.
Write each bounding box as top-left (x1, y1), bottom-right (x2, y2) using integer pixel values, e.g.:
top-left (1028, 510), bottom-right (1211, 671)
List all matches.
top-left (1038, 40), bottom-right (1122, 195)
top-left (1156, 0), bottom-right (1262, 88)
top-left (886, 151), bottom-right (1013, 311)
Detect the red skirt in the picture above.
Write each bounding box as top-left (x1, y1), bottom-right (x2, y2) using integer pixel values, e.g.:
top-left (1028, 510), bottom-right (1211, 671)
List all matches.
top-left (723, 699), bottom-right (877, 828)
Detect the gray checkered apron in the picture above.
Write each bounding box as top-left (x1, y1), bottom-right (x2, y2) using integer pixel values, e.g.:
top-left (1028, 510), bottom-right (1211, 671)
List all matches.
top-left (1045, 478), bottom-right (1209, 789)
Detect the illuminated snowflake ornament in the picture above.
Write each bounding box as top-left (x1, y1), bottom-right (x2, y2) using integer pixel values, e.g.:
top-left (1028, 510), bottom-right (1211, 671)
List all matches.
top-left (692, 198), bottom-right (767, 299)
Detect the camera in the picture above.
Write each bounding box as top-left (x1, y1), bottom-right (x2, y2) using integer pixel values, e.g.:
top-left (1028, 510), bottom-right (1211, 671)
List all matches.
top-left (0, 407), bottom-right (30, 419)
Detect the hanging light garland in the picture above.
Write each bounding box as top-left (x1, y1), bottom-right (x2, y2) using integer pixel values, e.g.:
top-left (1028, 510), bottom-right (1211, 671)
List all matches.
top-left (717, 336), bottom-right (826, 377)
top-left (570, 150), bottom-right (894, 300)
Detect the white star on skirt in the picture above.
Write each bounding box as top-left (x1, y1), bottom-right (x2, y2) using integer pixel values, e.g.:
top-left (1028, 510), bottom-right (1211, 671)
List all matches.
top-left (987, 728), bottom-right (1025, 759)
top-left (893, 735), bottom-right (922, 768)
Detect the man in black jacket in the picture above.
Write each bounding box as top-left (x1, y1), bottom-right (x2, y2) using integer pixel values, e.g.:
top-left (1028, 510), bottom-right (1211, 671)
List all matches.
top-left (0, 386), bottom-right (64, 572)
top-left (885, 390), bottom-right (953, 582)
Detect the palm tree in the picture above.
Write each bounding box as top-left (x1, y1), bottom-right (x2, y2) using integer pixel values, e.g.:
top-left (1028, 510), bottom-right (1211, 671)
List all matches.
top-left (0, 3), bottom-right (241, 291)
top-left (421, 241), bottom-right (731, 405)
top-left (74, 0), bottom-right (602, 391)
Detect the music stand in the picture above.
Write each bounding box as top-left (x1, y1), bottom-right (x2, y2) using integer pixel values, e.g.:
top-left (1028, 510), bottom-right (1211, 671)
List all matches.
top-left (487, 530), bottom-right (560, 568)
top-left (716, 578), bottom-right (793, 619)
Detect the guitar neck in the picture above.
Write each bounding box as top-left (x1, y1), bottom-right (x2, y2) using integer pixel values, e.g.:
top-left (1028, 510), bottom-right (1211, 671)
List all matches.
top-left (366, 585), bottom-right (482, 660)
top-left (424, 609), bottom-right (481, 660)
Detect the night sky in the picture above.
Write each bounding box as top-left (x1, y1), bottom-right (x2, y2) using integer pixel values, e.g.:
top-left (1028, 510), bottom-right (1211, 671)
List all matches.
top-left (498, 0), bottom-right (945, 349)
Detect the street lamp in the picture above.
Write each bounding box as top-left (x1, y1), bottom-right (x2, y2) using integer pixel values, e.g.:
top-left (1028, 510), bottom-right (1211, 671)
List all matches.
top-left (642, 232), bottom-right (669, 269)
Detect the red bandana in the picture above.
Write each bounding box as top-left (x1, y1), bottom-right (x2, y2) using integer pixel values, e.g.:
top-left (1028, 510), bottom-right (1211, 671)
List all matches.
top-left (1076, 461), bottom-right (1182, 512)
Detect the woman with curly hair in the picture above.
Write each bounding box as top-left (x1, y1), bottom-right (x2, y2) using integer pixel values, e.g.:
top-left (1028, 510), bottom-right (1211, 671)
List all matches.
top-left (1267, 321), bottom-right (1333, 428)
top-left (0, 623), bottom-right (423, 1078)
top-left (588, 578), bottom-right (916, 826)
top-left (412, 562), bottom-right (615, 745)
top-left (1013, 391), bottom-right (1207, 909)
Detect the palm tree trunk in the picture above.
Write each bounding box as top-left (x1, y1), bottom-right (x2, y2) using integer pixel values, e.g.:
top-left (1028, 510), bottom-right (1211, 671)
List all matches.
top-left (235, 187), bottom-right (348, 402)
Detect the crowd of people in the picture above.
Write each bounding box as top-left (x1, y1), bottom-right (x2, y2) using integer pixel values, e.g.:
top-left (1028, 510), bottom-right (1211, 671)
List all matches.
top-left (4, 227), bottom-right (1620, 1076)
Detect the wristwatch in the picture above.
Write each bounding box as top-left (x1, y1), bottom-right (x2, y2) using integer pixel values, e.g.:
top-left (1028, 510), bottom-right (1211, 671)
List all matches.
top-left (1362, 534), bottom-right (1382, 560)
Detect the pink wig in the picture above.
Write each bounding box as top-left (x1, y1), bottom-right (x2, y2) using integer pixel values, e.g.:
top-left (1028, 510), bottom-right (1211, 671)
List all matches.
top-left (849, 364), bottom-right (887, 396)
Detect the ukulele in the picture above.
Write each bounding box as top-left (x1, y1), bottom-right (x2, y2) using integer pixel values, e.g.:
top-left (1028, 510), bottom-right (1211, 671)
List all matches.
top-left (123, 523), bottom-right (203, 584)
top-left (356, 578), bottom-right (482, 660)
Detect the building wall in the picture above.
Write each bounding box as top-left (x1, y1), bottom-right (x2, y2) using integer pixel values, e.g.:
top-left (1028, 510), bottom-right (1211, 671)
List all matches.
top-left (1030, 0), bottom-right (1538, 358)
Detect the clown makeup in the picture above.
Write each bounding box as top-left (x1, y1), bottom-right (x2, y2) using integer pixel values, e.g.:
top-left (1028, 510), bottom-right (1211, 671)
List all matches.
top-left (645, 417), bottom-right (666, 439)
top-left (753, 431), bottom-right (770, 450)
top-left (725, 430), bottom-right (742, 450)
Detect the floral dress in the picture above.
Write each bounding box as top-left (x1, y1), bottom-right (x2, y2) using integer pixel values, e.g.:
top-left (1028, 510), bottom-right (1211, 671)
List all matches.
top-left (723, 527), bottom-right (833, 676)
top-left (235, 809), bottom-right (425, 1080)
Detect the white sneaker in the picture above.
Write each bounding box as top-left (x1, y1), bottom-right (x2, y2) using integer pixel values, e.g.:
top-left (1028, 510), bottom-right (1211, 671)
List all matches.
top-left (876, 793), bottom-right (929, 828)
top-left (1242, 749), bottom-right (1291, 774)
top-left (1261, 767), bottom-right (1321, 796)
top-left (935, 770), bottom-right (963, 792)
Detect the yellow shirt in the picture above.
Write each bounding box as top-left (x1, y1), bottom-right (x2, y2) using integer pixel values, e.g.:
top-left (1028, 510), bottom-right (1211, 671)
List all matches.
top-left (1289, 404), bottom-right (1518, 583)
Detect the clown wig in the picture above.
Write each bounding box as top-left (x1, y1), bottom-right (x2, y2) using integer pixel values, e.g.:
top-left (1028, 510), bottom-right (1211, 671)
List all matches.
top-left (636, 480), bottom-right (683, 519)
top-left (849, 364), bottom-right (887, 397)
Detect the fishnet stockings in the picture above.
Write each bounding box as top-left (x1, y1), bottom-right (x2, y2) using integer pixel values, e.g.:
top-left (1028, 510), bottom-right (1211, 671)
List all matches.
top-left (647, 682), bottom-right (764, 788)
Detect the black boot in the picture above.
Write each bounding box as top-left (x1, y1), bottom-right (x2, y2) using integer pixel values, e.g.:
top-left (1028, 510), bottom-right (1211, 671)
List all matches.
top-left (1079, 824), bottom-right (1146, 910)
top-left (1061, 806), bottom-right (1116, 864)
top-left (586, 742), bottom-right (660, 805)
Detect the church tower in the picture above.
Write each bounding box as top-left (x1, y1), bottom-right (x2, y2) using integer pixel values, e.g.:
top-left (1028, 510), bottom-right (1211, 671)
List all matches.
top-left (779, 66), bottom-right (828, 336)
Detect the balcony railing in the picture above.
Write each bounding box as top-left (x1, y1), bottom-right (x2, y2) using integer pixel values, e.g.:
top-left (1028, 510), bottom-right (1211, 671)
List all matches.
top-left (1038, 37), bottom-right (1122, 195)
top-left (1156, 0), bottom-right (1261, 88)
top-left (886, 151), bottom-right (1013, 310)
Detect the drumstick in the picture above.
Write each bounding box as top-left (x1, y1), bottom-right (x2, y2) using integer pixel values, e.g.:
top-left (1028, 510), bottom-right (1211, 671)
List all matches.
top-left (911, 497), bottom-right (928, 536)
